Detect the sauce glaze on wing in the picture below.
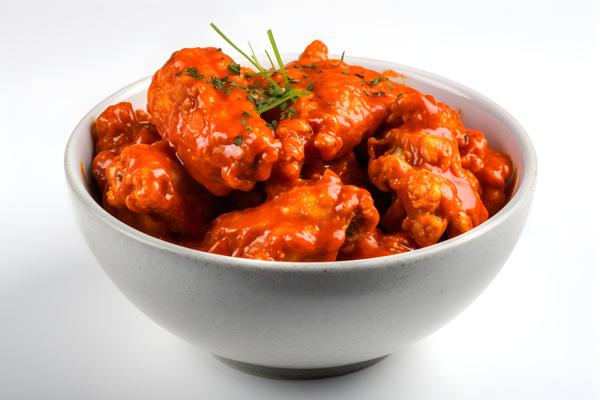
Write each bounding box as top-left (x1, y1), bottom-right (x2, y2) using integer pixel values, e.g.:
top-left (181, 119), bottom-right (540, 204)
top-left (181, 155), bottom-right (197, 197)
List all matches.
top-left (200, 171), bottom-right (379, 261)
top-left (338, 229), bottom-right (416, 260)
top-left (147, 47), bottom-right (280, 196)
top-left (93, 141), bottom-right (214, 240)
top-left (91, 103), bottom-right (214, 240)
top-left (262, 40), bottom-right (401, 180)
top-left (384, 89), bottom-right (513, 216)
top-left (367, 88), bottom-right (512, 247)
top-left (93, 102), bottom-right (160, 154)
top-left (90, 37), bottom-right (514, 262)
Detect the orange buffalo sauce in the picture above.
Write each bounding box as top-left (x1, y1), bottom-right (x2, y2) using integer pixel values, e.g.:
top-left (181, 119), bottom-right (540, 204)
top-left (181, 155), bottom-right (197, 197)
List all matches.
top-left (90, 40), bottom-right (512, 262)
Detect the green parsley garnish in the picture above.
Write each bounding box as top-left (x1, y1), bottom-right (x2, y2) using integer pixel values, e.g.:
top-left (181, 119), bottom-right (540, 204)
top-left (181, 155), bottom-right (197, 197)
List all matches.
top-left (234, 136), bottom-right (243, 146)
top-left (185, 67), bottom-right (204, 79)
top-left (264, 50), bottom-right (276, 70)
top-left (228, 61), bottom-right (241, 75)
top-left (355, 73), bottom-right (365, 79)
top-left (229, 82), bottom-right (247, 90)
top-left (366, 76), bottom-right (383, 86)
top-left (208, 75), bottom-right (228, 89)
top-left (267, 29), bottom-right (290, 87)
top-left (280, 107), bottom-right (296, 120)
top-left (245, 125), bottom-right (253, 131)
top-left (341, 70), bottom-right (349, 75)
top-left (209, 23), bottom-right (309, 116)
top-left (117, 172), bottom-right (123, 181)
top-left (242, 111), bottom-right (251, 118)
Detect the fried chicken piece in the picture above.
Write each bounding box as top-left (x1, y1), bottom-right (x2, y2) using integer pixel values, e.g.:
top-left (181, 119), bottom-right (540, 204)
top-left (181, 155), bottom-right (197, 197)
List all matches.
top-left (266, 151), bottom-right (371, 199)
top-left (338, 229), bottom-right (415, 260)
top-left (369, 153), bottom-right (469, 247)
top-left (200, 171), bottom-right (379, 261)
top-left (461, 129), bottom-right (513, 214)
top-left (262, 40), bottom-right (400, 179)
top-left (369, 127), bottom-right (489, 239)
top-left (93, 102), bottom-right (160, 154)
top-left (385, 90), bottom-right (513, 215)
top-left (147, 47), bottom-right (280, 196)
top-left (385, 88), bottom-right (465, 133)
top-left (92, 141), bottom-right (214, 240)
top-left (302, 151), bottom-right (370, 187)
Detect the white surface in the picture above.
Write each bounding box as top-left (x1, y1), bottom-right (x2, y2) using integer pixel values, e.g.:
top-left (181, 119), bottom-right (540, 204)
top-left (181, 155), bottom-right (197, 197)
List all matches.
top-left (0, 0), bottom-right (598, 398)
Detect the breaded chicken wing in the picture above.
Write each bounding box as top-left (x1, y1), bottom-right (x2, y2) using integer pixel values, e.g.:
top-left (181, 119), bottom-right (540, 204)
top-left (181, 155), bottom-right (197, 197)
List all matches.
top-left (93, 102), bottom-right (160, 154)
top-left (369, 126), bottom-right (489, 239)
top-left (385, 90), bottom-right (513, 215)
top-left (461, 129), bottom-right (513, 214)
top-left (265, 151), bottom-right (371, 199)
top-left (262, 40), bottom-right (400, 179)
top-left (369, 153), bottom-right (469, 247)
top-left (201, 171), bottom-right (379, 261)
top-left (147, 47), bottom-right (280, 195)
top-left (92, 141), bottom-right (214, 239)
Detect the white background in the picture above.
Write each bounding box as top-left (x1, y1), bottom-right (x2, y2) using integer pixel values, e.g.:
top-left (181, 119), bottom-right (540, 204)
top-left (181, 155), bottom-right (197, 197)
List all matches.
top-left (1, 0), bottom-right (598, 398)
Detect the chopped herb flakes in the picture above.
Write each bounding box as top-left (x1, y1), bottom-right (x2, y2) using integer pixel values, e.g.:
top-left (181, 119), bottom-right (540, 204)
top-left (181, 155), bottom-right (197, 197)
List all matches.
top-left (242, 111), bottom-right (251, 118)
top-left (210, 23), bottom-right (310, 115)
top-left (280, 107), bottom-right (296, 120)
top-left (366, 76), bottom-right (382, 86)
top-left (234, 136), bottom-right (243, 146)
top-left (208, 76), bottom-right (228, 89)
top-left (228, 61), bottom-right (241, 75)
top-left (229, 82), bottom-right (247, 90)
top-left (185, 68), bottom-right (204, 79)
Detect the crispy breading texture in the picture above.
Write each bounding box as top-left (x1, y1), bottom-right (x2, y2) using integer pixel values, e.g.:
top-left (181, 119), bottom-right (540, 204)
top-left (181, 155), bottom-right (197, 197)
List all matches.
top-left (201, 171), bottom-right (379, 261)
top-left (147, 47), bottom-right (280, 196)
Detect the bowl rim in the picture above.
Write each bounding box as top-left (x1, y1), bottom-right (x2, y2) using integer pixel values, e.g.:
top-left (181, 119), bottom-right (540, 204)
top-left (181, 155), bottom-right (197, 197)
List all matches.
top-left (64, 55), bottom-right (537, 272)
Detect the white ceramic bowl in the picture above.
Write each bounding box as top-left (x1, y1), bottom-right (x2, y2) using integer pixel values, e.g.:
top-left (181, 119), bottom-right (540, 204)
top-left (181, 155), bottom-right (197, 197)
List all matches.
top-left (64, 56), bottom-right (537, 379)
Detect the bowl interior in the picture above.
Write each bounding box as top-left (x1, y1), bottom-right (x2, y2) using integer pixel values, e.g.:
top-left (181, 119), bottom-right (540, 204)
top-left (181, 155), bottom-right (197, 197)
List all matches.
top-left (66, 55), bottom-right (535, 265)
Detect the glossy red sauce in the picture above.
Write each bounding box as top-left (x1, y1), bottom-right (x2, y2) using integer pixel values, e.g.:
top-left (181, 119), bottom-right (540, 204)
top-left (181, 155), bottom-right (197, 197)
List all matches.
top-left (90, 40), bottom-right (513, 261)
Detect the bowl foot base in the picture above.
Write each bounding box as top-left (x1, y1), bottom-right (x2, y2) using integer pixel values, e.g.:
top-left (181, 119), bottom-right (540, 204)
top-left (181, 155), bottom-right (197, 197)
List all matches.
top-left (214, 354), bottom-right (388, 380)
